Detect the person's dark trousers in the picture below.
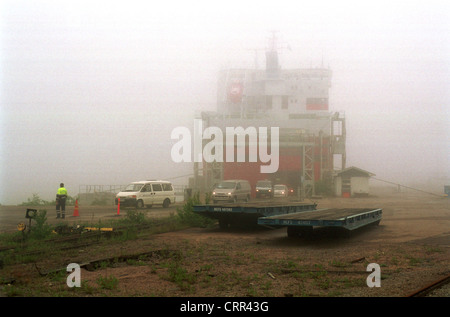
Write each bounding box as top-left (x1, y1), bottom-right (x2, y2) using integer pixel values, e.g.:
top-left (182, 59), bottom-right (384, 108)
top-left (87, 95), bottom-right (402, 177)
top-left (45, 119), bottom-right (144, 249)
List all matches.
top-left (56, 198), bottom-right (66, 219)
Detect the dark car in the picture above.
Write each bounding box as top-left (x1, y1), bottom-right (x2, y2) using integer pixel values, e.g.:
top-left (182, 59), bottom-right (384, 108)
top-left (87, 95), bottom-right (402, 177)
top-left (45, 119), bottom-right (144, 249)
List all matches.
top-left (255, 180), bottom-right (273, 198)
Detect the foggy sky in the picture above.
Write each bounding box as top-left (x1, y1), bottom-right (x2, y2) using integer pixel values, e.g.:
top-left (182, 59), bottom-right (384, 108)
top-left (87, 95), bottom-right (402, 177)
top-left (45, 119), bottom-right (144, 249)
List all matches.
top-left (1, 0), bottom-right (449, 204)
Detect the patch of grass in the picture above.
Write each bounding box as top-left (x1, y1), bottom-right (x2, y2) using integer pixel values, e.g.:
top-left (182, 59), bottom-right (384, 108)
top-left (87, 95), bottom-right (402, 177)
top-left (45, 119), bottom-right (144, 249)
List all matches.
top-left (80, 283), bottom-right (97, 295)
top-left (329, 260), bottom-right (350, 268)
top-left (407, 256), bottom-right (423, 267)
top-left (390, 256), bottom-right (399, 265)
top-left (315, 276), bottom-right (332, 290)
top-left (308, 270), bottom-right (327, 280)
top-left (164, 261), bottom-right (197, 292)
top-left (334, 276), bottom-right (366, 288)
top-left (48, 269), bottom-right (67, 284)
top-left (424, 246), bottom-right (443, 254)
top-left (96, 275), bottom-right (119, 290)
top-left (3, 285), bottom-right (25, 297)
top-left (285, 260), bottom-right (299, 269)
top-left (199, 263), bottom-right (214, 272)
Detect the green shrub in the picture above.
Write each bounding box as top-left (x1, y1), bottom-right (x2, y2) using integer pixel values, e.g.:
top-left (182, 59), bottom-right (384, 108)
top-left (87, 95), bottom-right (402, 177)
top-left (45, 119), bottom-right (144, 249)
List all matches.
top-left (29, 210), bottom-right (53, 240)
top-left (176, 192), bottom-right (214, 227)
top-left (125, 209), bottom-right (146, 224)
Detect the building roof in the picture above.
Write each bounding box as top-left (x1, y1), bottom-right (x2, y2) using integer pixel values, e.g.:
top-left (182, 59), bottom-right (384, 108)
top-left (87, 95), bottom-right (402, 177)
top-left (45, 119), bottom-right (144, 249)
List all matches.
top-left (336, 166), bottom-right (375, 177)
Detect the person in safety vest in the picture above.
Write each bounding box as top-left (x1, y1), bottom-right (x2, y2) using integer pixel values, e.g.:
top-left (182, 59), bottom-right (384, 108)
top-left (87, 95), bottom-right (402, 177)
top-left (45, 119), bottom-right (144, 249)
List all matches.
top-left (56, 183), bottom-right (68, 219)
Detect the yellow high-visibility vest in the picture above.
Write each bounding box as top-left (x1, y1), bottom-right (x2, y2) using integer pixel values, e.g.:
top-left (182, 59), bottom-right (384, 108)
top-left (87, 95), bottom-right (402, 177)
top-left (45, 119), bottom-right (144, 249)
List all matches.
top-left (57, 187), bottom-right (68, 196)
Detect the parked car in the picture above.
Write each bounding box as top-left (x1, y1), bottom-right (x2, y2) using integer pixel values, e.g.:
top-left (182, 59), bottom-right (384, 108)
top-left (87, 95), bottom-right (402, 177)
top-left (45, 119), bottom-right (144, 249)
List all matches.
top-left (273, 184), bottom-right (289, 198)
top-left (212, 180), bottom-right (251, 203)
top-left (115, 180), bottom-right (176, 209)
top-left (255, 180), bottom-right (273, 198)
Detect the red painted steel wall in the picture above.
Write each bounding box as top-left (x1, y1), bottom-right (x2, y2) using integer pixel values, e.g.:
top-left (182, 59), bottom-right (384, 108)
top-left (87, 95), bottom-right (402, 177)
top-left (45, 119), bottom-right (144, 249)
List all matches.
top-left (219, 136), bottom-right (332, 197)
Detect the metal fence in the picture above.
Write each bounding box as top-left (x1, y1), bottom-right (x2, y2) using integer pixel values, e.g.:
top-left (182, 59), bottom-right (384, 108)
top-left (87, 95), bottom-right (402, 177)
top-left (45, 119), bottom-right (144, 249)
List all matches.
top-left (77, 184), bottom-right (189, 205)
top-left (78, 185), bottom-right (127, 195)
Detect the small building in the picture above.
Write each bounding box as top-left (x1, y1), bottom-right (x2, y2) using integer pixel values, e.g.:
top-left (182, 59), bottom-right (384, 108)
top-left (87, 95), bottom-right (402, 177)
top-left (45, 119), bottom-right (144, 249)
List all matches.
top-left (334, 166), bottom-right (375, 197)
top-left (445, 185), bottom-right (450, 197)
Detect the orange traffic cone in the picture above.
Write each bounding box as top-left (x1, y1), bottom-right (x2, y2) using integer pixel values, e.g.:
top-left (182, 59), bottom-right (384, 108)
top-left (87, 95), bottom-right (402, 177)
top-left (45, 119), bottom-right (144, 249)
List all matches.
top-left (73, 199), bottom-right (79, 217)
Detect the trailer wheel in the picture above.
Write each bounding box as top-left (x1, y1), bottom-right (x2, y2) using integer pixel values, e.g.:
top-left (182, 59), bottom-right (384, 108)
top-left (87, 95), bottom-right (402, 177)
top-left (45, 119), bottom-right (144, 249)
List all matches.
top-left (287, 227), bottom-right (300, 238)
top-left (299, 226), bottom-right (314, 238)
top-left (287, 226), bottom-right (313, 238)
top-left (218, 219), bottom-right (229, 229)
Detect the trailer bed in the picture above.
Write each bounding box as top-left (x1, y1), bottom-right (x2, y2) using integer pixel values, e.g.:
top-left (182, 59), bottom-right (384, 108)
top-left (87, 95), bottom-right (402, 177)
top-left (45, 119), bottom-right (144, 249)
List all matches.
top-left (257, 208), bottom-right (382, 235)
top-left (193, 201), bottom-right (317, 228)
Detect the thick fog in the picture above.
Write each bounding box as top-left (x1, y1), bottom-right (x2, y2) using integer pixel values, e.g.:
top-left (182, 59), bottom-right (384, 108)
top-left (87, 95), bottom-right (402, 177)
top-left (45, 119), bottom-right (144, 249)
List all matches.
top-left (1, 1), bottom-right (449, 204)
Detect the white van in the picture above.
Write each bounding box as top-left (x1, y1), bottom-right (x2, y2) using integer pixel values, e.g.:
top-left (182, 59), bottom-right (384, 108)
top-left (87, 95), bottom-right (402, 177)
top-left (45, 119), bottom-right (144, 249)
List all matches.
top-left (115, 180), bottom-right (176, 208)
top-left (212, 180), bottom-right (251, 203)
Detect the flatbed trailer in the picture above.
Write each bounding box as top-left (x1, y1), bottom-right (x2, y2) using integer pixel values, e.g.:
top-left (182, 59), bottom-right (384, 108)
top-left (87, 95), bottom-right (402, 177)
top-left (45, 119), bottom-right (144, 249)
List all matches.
top-left (257, 208), bottom-right (382, 237)
top-left (193, 201), bottom-right (317, 228)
